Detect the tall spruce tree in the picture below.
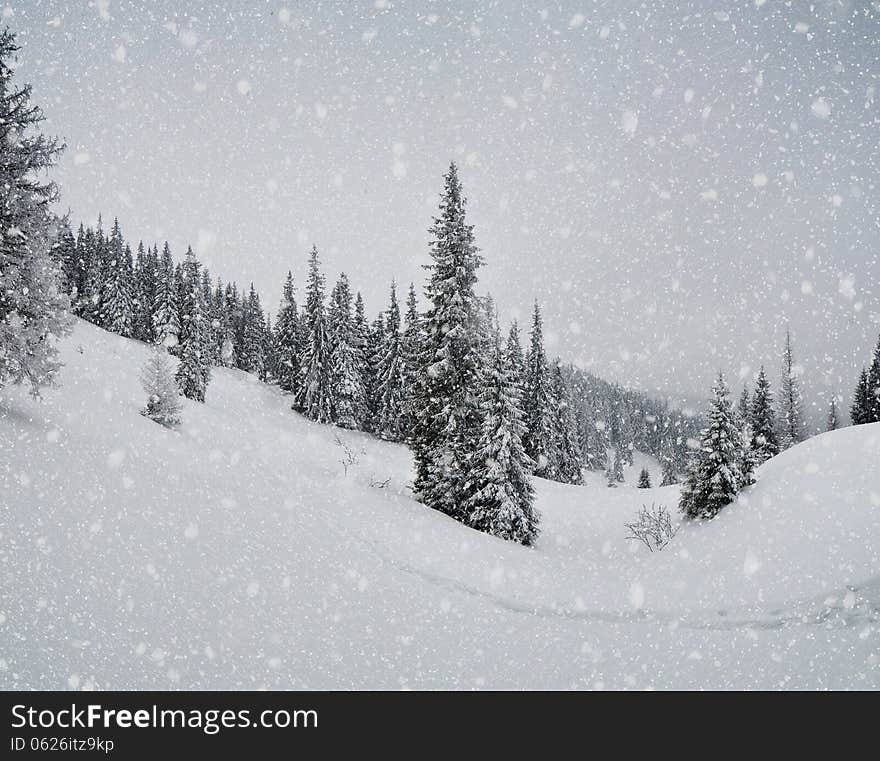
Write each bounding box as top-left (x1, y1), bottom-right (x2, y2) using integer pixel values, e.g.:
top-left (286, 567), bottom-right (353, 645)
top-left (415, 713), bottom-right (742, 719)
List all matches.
top-left (83, 219), bottom-right (107, 324)
top-left (55, 218), bottom-right (77, 297)
top-left (152, 242), bottom-right (180, 347)
top-left (826, 398), bottom-right (839, 431)
top-left (175, 246), bottom-right (211, 402)
top-left (551, 363), bottom-right (584, 484)
top-left (777, 329), bottom-right (805, 449)
top-left (749, 366), bottom-right (778, 464)
top-left (679, 373), bottom-right (743, 520)
top-left (69, 223), bottom-right (90, 314)
top-left (399, 283), bottom-right (421, 441)
top-left (606, 447), bottom-right (625, 486)
top-left (238, 283), bottom-right (266, 376)
top-left (737, 386), bottom-right (750, 424)
top-left (133, 241), bottom-right (157, 343)
top-left (328, 273), bottom-right (365, 429)
top-left (410, 162), bottom-right (486, 523)
top-left (274, 271), bottom-right (301, 394)
top-left (464, 336), bottom-right (539, 545)
top-left (851, 368), bottom-right (870, 425)
top-left (375, 281), bottom-right (407, 440)
top-left (0, 29), bottom-right (71, 395)
top-left (867, 334), bottom-right (880, 423)
top-left (295, 246), bottom-right (333, 422)
top-left (660, 451), bottom-right (678, 486)
top-left (523, 302), bottom-right (557, 478)
top-left (98, 219), bottom-right (134, 336)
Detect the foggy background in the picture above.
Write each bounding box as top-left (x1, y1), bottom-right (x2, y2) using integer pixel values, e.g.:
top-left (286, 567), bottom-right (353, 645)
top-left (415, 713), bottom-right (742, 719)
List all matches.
top-left (10, 0), bottom-right (879, 418)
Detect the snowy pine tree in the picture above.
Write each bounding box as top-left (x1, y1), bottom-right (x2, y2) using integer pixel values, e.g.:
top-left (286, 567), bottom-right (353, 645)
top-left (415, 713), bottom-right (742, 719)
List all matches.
top-left (660, 452), bottom-right (678, 486)
top-left (398, 283), bottom-right (421, 441)
top-left (523, 302), bottom-right (557, 478)
top-left (736, 386), bottom-right (750, 424)
top-left (551, 363), bottom-right (584, 484)
top-left (328, 273), bottom-right (366, 429)
top-left (749, 366), bottom-right (778, 464)
top-left (295, 246), bottom-right (333, 422)
top-left (274, 271), bottom-right (301, 394)
top-left (238, 283), bottom-right (266, 376)
top-left (637, 467), bottom-right (651, 488)
top-left (0, 29), bottom-right (71, 396)
top-left (851, 368), bottom-right (870, 425)
top-left (152, 242), bottom-right (180, 348)
top-left (679, 373), bottom-right (743, 520)
top-left (132, 242), bottom-right (157, 343)
top-left (410, 162), bottom-right (486, 523)
top-left (140, 345), bottom-right (182, 428)
top-left (777, 329), bottom-right (805, 450)
top-left (375, 281), bottom-right (407, 440)
top-left (606, 447), bottom-right (625, 487)
top-left (867, 334), bottom-right (880, 423)
top-left (464, 336), bottom-right (540, 545)
top-left (175, 247), bottom-right (211, 402)
top-left (826, 398), bottom-right (839, 431)
top-left (99, 220), bottom-right (134, 336)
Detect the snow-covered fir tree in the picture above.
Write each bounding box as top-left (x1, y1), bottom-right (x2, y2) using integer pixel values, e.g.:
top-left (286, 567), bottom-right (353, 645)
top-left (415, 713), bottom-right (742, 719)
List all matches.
top-left (867, 333), bottom-right (880, 423)
top-left (749, 366), bottom-right (778, 464)
top-left (505, 321), bottom-right (526, 396)
top-left (410, 162), bottom-right (486, 523)
top-left (398, 283), bottom-right (421, 441)
top-left (295, 246), bottom-right (333, 422)
top-left (660, 452), bottom-right (678, 486)
top-left (199, 267), bottom-right (219, 366)
top-left (273, 271), bottom-right (301, 394)
top-left (218, 282), bottom-right (237, 366)
top-left (0, 29), bottom-right (71, 396)
top-left (523, 302), bottom-right (557, 478)
top-left (140, 345), bottom-right (181, 428)
top-left (351, 292), bottom-right (373, 426)
top-left (132, 242), bottom-right (157, 343)
top-left (375, 281), bottom-right (407, 441)
top-left (776, 329), bottom-right (805, 450)
top-left (238, 283), bottom-right (266, 376)
top-left (736, 386), bottom-right (750, 424)
top-left (66, 223), bottom-right (90, 313)
top-left (464, 334), bottom-right (539, 545)
top-left (175, 246), bottom-right (211, 402)
top-left (328, 273), bottom-right (366, 429)
top-left (152, 242), bottom-right (180, 348)
top-left (679, 372), bottom-right (743, 520)
top-left (851, 368), bottom-right (870, 425)
top-left (98, 219), bottom-right (134, 336)
top-left (551, 362), bottom-right (584, 484)
top-left (826, 398), bottom-right (839, 431)
top-left (589, 415), bottom-right (612, 473)
top-left (637, 467), bottom-right (651, 488)
top-left (606, 447), bottom-right (625, 487)
top-left (363, 313), bottom-right (385, 432)
top-left (55, 218), bottom-right (77, 299)
top-left (82, 219), bottom-right (107, 324)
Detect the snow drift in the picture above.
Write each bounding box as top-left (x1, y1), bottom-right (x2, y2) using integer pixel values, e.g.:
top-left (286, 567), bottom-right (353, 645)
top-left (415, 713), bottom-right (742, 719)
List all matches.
top-left (1, 320), bottom-right (878, 689)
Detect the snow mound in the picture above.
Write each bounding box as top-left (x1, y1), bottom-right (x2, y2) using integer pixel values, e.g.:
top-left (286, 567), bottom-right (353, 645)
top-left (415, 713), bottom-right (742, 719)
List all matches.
top-left (1, 320), bottom-right (878, 689)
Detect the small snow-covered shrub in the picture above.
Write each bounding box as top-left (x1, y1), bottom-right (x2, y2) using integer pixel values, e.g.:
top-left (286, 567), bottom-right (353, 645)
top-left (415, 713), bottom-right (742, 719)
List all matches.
top-left (625, 503), bottom-right (677, 552)
top-left (140, 345), bottom-right (182, 428)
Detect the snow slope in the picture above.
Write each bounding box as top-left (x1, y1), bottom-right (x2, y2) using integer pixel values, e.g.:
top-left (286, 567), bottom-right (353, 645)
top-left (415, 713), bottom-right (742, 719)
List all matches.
top-left (1, 320), bottom-right (878, 689)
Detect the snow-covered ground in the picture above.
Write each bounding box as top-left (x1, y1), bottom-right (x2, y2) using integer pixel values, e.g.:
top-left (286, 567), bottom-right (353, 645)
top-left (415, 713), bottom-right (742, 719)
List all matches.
top-left (1, 320), bottom-right (878, 689)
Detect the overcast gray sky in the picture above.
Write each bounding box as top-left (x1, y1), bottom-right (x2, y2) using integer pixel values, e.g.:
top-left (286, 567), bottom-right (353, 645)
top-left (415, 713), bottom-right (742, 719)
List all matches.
top-left (10, 0), bottom-right (880, 415)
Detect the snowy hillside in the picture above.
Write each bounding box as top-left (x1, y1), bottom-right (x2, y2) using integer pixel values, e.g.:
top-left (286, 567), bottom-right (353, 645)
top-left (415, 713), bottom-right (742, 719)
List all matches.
top-left (1, 320), bottom-right (878, 689)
